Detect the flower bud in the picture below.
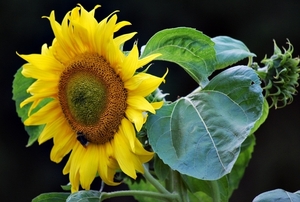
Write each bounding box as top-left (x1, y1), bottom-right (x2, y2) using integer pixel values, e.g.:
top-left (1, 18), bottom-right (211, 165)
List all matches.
top-left (256, 40), bottom-right (300, 108)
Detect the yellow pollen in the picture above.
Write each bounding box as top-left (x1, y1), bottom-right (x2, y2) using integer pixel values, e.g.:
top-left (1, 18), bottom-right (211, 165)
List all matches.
top-left (58, 53), bottom-right (127, 145)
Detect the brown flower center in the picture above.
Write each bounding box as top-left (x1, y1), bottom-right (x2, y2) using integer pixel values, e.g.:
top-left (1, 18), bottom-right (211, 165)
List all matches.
top-left (58, 53), bottom-right (127, 145)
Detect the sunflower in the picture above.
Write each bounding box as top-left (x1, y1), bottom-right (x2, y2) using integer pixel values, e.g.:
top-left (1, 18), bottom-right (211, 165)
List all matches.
top-left (18, 4), bottom-right (167, 192)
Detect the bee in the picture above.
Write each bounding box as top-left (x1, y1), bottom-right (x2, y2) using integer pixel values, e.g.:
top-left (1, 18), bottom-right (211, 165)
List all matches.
top-left (76, 131), bottom-right (89, 147)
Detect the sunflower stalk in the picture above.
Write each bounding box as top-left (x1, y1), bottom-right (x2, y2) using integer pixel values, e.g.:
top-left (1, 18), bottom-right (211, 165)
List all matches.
top-left (142, 164), bottom-right (171, 195)
top-left (99, 190), bottom-right (178, 201)
top-left (98, 165), bottom-right (180, 201)
top-left (167, 170), bottom-right (189, 202)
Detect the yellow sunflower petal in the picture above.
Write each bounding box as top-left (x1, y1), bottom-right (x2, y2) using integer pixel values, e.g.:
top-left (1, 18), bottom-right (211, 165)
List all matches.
top-left (27, 79), bottom-right (58, 94)
top-left (20, 92), bottom-right (52, 109)
top-left (151, 101), bottom-right (164, 109)
top-left (119, 118), bottom-right (136, 151)
top-left (46, 11), bottom-right (74, 60)
top-left (113, 132), bottom-right (143, 178)
top-left (22, 63), bottom-right (60, 81)
top-left (79, 144), bottom-right (99, 190)
top-left (88, 4), bottom-right (101, 17)
top-left (24, 100), bottom-right (60, 125)
top-left (125, 70), bottom-right (167, 97)
top-left (120, 44), bottom-right (139, 81)
top-left (68, 143), bottom-right (86, 191)
top-left (98, 142), bottom-right (120, 186)
top-left (114, 20), bottom-right (131, 32)
top-left (137, 53), bottom-right (161, 68)
top-left (133, 138), bottom-right (154, 164)
top-left (50, 123), bottom-right (76, 163)
top-left (19, 54), bottom-right (63, 74)
top-left (38, 116), bottom-right (65, 144)
top-left (114, 32), bottom-right (137, 48)
top-left (125, 107), bottom-right (144, 132)
top-left (50, 133), bottom-right (75, 163)
top-left (70, 169), bottom-right (80, 193)
top-left (127, 95), bottom-right (156, 114)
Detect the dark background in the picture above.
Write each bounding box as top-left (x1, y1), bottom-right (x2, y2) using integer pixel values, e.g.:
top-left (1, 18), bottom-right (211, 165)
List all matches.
top-left (1, 0), bottom-right (300, 201)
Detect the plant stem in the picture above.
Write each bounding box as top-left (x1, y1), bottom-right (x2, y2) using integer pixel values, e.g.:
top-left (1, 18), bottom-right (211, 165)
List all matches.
top-left (247, 56), bottom-right (253, 66)
top-left (209, 180), bottom-right (221, 202)
top-left (99, 165), bottom-right (181, 201)
top-left (171, 170), bottom-right (189, 202)
top-left (143, 164), bottom-right (171, 195)
top-left (100, 190), bottom-right (178, 201)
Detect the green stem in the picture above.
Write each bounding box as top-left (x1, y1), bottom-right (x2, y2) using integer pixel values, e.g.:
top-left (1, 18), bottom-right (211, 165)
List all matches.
top-left (143, 164), bottom-right (171, 195)
top-left (247, 56), bottom-right (253, 67)
top-left (171, 170), bottom-right (189, 202)
top-left (100, 190), bottom-right (178, 201)
top-left (165, 166), bottom-right (174, 193)
top-left (209, 180), bottom-right (221, 202)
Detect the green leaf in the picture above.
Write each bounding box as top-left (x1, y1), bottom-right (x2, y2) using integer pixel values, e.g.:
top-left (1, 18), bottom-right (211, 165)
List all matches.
top-left (212, 36), bottom-right (256, 70)
top-left (182, 175), bottom-right (229, 202)
top-left (66, 190), bottom-right (100, 202)
top-left (180, 135), bottom-right (255, 201)
top-left (12, 67), bottom-right (52, 146)
top-left (253, 189), bottom-right (300, 202)
top-left (32, 192), bottom-right (70, 202)
top-left (61, 184), bottom-right (72, 191)
top-left (226, 134), bottom-right (256, 198)
top-left (188, 191), bottom-right (212, 202)
top-left (146, 65), bottom-right (263, 180)
top-left (141, 27), bottom-right (217, 86)
top-left (250, 98), bottom-right (269, 134)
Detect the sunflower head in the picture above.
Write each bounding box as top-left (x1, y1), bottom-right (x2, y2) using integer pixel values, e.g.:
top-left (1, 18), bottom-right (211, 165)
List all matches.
top-left (255, 40), bottom-right (300, 108)
top-left (17, 4), bottom-right (167, 192)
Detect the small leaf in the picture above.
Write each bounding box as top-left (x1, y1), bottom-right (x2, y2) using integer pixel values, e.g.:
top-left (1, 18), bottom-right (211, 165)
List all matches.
top-left (61, 184), bottom-right (72, 191)
top-left (253, 189), bottom-right (300, 202)
top-left (212, 36), bottom-right (256, 70)
top-left (12, 67), bottom-right (52, 146)
top-left (146, 66), bottom-right (263, 180)
top-left (32, 192), bottom-right (70, 202)
top-left (141, 27), bottom-right (217, 86)
top-left (66, 190), bottom-right (100, 202)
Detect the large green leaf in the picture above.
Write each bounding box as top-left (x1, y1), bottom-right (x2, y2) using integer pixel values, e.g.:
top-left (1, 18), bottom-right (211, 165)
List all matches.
top-left (181, 134), bottom-right (256, 201)
top-left (146, 65), bottom-right (263, 180)
top-left (253, 189), bottom-right (300, 202)
top-left (12, 67), bottom-right (52, 146)
top-left (32, 192), bottom-right (70, 202)
top-left (212, 36), bottom-right (256, 70)
top-left (250, 98), bottom-right (269, 134)
top-left (141, 27), bottom-right (216, 86)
